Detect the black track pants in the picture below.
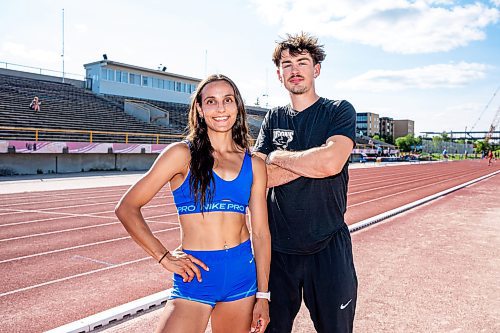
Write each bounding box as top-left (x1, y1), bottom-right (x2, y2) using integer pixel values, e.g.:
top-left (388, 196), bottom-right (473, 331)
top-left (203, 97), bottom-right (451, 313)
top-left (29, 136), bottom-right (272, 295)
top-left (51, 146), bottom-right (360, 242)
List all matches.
top-left (266, 224), bottom-right (357, 333)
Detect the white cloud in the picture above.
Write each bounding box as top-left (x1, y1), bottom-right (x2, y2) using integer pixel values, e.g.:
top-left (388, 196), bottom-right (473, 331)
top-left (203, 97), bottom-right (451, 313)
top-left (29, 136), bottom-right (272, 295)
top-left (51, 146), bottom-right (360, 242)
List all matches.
top-left (74, 24), bottom-right (88, 33)
top-left (253, 0), bottom-right (291, 25)
top-left (491, 0), bottom-right (500, 7)
top-left (423, 0), bottom-right (454, 5)
top-left (0, 42), bottom-right (61, 67)
top-left (433, 102), bottom-right (486, 130)
top-left (252, 0), bottom-right (500, 54)
top-left (336, 62), bottom-right (488, 91)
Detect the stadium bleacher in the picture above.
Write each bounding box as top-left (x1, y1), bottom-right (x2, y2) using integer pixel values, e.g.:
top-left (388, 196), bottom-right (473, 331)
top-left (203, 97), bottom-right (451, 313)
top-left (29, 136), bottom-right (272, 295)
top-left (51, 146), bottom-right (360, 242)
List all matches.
top-left (0, 73), bottom-right (266, 143)
top-left (0, 74), bottom-right (186, 144)
top-left (104, 94), bottom-right (266, 138)
top-left (103, 94), bottom-right (190, 132)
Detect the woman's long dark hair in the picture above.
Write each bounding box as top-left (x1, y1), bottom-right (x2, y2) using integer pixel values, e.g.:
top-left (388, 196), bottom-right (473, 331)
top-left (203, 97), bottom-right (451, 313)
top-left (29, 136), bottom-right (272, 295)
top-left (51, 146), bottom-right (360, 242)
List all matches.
top-left (186, 74), bottom-right (250, 210)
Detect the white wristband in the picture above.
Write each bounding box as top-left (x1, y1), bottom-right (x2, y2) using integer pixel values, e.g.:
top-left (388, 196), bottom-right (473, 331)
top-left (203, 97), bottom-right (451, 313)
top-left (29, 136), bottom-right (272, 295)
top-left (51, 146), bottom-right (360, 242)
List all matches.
top-left (256, 291), bottom-right (271, 301)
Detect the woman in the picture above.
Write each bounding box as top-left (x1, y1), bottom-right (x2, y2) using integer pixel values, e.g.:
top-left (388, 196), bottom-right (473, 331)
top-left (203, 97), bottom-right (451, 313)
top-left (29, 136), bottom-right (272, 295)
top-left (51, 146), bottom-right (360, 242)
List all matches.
top-left (115, 74), bottom-right (271, 333)
top-left (30, 96), bottom-right (41, 112)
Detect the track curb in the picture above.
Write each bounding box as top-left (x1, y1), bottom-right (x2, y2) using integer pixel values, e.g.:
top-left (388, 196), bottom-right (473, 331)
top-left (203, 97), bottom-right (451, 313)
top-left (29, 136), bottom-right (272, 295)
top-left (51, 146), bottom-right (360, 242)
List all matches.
top-left (44, 290), bottom-right (170, 333)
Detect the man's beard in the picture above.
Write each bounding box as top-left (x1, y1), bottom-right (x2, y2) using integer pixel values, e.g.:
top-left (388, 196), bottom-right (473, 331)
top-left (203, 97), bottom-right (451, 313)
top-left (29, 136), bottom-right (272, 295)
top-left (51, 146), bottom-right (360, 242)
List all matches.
top-left (289, 85), bottom-right (308, 95)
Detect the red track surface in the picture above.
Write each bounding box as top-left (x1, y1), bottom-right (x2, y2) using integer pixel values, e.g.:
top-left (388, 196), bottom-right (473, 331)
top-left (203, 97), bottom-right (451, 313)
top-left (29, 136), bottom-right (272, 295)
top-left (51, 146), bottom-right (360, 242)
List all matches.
top-left (101, 171), bottom-right (500, 333)
top-left (0, 160), bottom-right (498, 332)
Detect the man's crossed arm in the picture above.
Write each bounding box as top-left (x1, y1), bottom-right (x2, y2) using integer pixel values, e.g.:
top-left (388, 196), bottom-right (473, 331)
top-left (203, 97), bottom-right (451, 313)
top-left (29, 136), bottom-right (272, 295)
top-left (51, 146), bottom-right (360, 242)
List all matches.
top-left (254, 135), bottom-right (354, 188)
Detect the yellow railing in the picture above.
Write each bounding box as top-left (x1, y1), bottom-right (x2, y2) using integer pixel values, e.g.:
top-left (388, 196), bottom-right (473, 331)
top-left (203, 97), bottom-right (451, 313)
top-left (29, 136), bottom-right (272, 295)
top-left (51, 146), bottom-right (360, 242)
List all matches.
top-left (0, 126), bottom-right (183, 144)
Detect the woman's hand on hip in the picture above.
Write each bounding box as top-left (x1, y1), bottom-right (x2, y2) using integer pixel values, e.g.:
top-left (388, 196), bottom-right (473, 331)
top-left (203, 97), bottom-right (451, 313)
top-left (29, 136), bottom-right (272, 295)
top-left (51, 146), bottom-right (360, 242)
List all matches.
top-left (161, 249), bottom-right (209, 283)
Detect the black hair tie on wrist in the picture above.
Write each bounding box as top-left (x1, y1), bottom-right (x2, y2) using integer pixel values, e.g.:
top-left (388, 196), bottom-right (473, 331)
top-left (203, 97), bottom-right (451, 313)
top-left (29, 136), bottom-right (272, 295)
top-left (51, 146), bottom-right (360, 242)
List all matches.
top-left (158, 251), bottom-right (169, 264)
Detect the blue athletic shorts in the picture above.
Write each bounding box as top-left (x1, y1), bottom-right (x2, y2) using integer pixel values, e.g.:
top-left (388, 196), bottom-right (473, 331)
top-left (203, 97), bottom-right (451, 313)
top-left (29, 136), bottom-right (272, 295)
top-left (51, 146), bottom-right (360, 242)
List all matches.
top-left (168, 239), bottom-right (257, 307)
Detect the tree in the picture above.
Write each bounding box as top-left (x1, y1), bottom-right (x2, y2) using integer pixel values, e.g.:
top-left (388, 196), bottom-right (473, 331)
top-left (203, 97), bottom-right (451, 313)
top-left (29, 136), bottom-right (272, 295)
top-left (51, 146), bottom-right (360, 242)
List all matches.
top-left (396, 134), bottom-right (413, 151)
top-left (395, 137), bottom-right (408, 151)
top-left (432, 135), bottom-right (443, 149)
top-left (432, 135), bottom-right (443, 143)
top-left (441, 132), bottom-right (450, 142)
top-left (474, 140), bottom-right (491, 153)
top-left (412, 136), bottom-right (423, 151)
top-left (395, 134), bottom-right (421, 152)
top-left (381, 134), bottom-right (394, 145)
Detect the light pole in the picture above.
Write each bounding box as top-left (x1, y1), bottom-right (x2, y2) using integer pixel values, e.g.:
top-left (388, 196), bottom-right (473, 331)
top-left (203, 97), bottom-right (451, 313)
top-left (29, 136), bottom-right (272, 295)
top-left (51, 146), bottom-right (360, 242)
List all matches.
top-left (61, 8), bottom-right (65, 83)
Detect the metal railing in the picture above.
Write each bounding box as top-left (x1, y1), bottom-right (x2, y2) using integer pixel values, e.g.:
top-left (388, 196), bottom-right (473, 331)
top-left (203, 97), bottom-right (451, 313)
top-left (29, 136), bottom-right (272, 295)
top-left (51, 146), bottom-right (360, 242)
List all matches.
top-left (0, 61), bottom-right (85, 81)
top-left (0, 126), bottom-right (183, 144)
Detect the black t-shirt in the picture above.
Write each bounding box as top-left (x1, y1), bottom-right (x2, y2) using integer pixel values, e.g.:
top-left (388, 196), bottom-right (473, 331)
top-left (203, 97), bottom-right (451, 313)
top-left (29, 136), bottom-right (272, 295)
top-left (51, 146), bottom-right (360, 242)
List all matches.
top-left (253, 97), bottom-right (356, 254)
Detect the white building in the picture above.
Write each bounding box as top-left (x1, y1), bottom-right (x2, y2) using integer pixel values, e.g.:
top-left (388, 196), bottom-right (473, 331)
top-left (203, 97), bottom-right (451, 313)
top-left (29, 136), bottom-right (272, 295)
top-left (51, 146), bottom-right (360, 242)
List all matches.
top-left (84, 59), bottom-right (201, 104)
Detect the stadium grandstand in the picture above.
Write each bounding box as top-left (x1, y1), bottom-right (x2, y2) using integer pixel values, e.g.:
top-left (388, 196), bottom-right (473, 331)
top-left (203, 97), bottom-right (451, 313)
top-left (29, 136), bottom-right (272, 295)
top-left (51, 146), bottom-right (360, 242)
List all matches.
top-left (0, 60), bottom-right (268, 175)
top-left (0, 73), bottom-right (184, 143)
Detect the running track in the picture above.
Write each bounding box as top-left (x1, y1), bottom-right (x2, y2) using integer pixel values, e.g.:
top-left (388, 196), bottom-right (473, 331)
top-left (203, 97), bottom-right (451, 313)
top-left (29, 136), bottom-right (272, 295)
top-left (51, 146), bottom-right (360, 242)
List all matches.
top-left (0, 160), bottom-right (498, 332)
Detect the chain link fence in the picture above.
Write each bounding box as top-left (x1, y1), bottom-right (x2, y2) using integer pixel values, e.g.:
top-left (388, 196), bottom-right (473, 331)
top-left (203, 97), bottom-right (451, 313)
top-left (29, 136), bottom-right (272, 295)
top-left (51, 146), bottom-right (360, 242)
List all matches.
top-left (421, 139), bottom-right (474, 155)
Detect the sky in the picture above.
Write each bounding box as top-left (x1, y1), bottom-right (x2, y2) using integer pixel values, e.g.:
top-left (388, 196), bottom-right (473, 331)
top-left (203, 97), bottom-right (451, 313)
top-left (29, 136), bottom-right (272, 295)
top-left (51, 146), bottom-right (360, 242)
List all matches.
top-left (1, 0), bottom-right (499, 135)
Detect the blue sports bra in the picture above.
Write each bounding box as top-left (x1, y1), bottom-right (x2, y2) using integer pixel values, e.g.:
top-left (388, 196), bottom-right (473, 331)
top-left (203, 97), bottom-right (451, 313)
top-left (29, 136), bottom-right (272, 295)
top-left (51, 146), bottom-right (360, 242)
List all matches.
top-left (172, 149), bottom-right (253, 215)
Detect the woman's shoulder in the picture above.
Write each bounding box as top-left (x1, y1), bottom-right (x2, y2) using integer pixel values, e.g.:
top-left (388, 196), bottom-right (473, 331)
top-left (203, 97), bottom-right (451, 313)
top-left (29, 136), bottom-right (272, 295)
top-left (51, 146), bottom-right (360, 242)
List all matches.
top-left (250, 154), bottom-right (266, 172)
top-left (149, 141), bottom-right (191, 177)
top-left (158, 141), bottom-right (191, 162)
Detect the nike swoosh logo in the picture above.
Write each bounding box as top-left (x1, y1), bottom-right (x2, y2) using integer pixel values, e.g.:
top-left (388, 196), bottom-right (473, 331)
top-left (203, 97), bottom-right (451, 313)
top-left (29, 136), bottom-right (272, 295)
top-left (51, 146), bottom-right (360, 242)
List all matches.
top-left (340, 299), bottom-right (352, 310)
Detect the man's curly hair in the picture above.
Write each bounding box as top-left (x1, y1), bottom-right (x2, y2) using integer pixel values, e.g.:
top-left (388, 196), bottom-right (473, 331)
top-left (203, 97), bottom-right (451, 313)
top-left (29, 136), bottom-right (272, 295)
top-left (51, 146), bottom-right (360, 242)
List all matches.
top-left (272, 32), bottom-right (326, 67)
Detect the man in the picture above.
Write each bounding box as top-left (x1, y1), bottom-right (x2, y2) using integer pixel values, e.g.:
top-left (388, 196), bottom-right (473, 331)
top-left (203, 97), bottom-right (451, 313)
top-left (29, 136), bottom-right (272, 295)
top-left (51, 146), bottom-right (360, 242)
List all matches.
top-left (253, 32), bottom-right (357, 332)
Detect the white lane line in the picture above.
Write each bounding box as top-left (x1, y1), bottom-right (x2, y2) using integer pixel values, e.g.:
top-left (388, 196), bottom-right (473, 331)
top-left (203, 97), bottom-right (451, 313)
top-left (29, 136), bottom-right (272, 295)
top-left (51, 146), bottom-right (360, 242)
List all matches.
top-left (348, 167), bottom-right (467, 190)
top-left (0, 222), bottom-right (122, 242)
top-left (0, 202), bottom-right (175, 227)
top-left (52, 201), bottom-right (182, 221)
top-left (0, 214), bottom-right (82, 228)
top-left (1, 198), bottom-right (167, 215)
top-left (37, 199), bottom-right (174, 212)
top-left (0, 208), bottom-right (113, 219)
top-left (148, 220), bottom-right (179, 225)
top-left (0, 214), bottom-right (115, 228)
top-left (347, 170), bottom-right (489, 208)
top-left (348, 168), bottom-right (472, 196)
top-left (1, 217), bottom-right (178, 242)
top-left (0, 256), bottom-right (151, 298)
top-left (349, 168), bottom-right (437, 186)
top-left (0, 190), bottom-right (122, 202)
top-left (72, 255), bottom-right (115, 267)
top-left (0, 226), bottom-right (179, 264)
top-left (1, 193), bottom-right (171, 208)
top-left (0, 185), bottom-right (171, 201)
top-left (144, 212), bottom-right (178, 220)
top-left (36, 200), bottom-right (124, 211)
top-left (1, 194), bottom-right (124, 208)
